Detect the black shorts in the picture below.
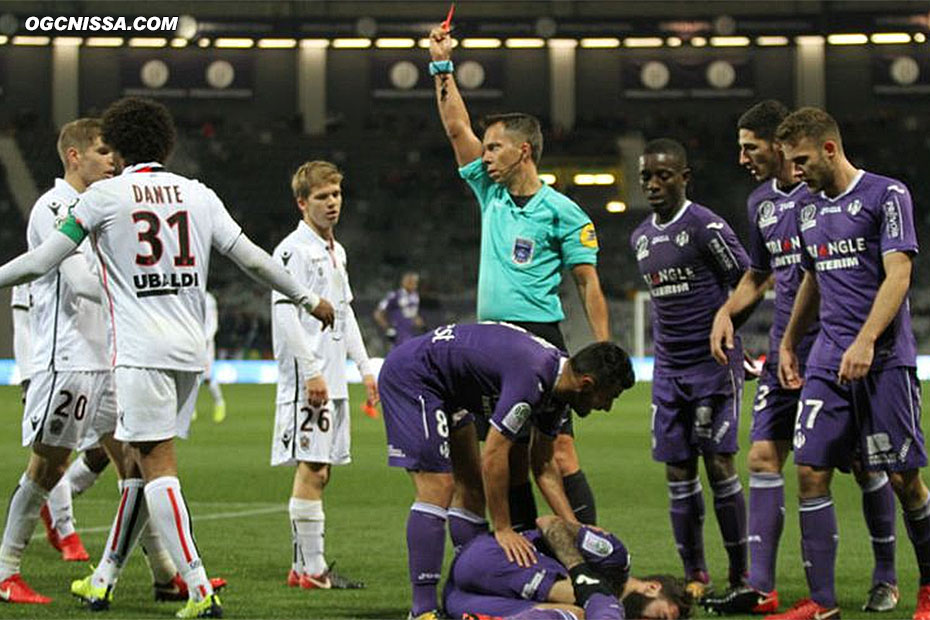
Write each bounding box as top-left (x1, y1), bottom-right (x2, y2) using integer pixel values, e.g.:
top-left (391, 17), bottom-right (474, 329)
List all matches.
top-left (474, 321), bottom-right (574, 441)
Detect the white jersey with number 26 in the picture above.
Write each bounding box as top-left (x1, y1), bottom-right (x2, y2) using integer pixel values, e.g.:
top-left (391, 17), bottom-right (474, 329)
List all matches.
top-left (68, 162), bottom-right (242, 371)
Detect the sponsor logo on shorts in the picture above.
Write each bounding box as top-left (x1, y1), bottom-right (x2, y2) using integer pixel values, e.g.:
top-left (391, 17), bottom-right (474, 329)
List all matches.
top-left (866, 432), bottom-right (896, 466)
top-left (299, 435), bottom-right (310, 450)
top-left (521, 570), bottom-right (546, 599)
top-left (50, 419), bottom-right (64, 435)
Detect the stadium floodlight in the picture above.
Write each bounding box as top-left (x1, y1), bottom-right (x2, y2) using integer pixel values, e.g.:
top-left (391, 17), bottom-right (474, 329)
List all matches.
top-left (871, 33), bottom-right (912, 44)
top-left (580, 37), bottom-right (620, 48)
top-left (691, 36), bottom-right (708, 47)
top-left (548, 39), bottom-right (578, 49)
top-left (539, 173), bottom-right (557, 185)
top-left (171, 38), bottom-right (188, 48)
top-left (0, 35), bottom-right (7, 45)
top-left (301, 39), bottom-right (330, 49)
top-left (711, 36), bottom-right (750, 47)
top-left (462, 38), bottom-right (501, 48)
top-left (53, 37), bottom-right (83, 47)
top-left (756, 36), bottom-right (789, 46)
top-left (86, 37), bottom-right (124, 47)
top-left (795, 35), bottom-right (825, 45)
top-left (12, 35), bottom-right (50, 46)
top-left (418, 37), bottom-right (459, 48)
top-left (258, 38), bottom-right (297, 49)
top-left (573, 173), bottom-right (616, 185)
top-left (666, 37), bottom-right (682, 47)
top-left (827, 33), bottom-right (868, 45)
top-left (624, 37), bottom-right (663, 48)
top-left (197, 38), bottom-right (211, 48)
top-left (606, 201), bottom-right (627, 213)
top-left (915, 33), bottom-right (927, 43)
top-left (506, 38), bottom-right (545, 48)
top-left (332, 38), bottom-right (372, 49)
top-left (129, 37), bottom-right (168, 48)
top-left (375, 38), bottom-right (415, 48)
top-left (215, 38), bottom-right (254, 49)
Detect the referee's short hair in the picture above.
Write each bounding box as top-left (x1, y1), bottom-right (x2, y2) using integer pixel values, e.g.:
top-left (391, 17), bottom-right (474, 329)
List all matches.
top-left (480, 113), bottom-right (544, 166)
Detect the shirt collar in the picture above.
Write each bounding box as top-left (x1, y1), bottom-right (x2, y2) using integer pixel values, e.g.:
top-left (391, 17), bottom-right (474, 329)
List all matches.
top-left (54, 177), bottom-right (80, 200)
top-left (819, 169), bottom-right (864, 202)
top-left (651, 200), bottom-right (692, 230)
top-left (770, 178), bottom-right (804, 198)
top-left (122, 162), bottom-right (165, 175)
top-left (297, 219), bottom-right (334, 250)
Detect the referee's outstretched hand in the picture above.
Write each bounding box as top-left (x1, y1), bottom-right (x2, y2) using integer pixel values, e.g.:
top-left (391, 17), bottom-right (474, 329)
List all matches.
top-left (310, 298), bottom-right (335, 330)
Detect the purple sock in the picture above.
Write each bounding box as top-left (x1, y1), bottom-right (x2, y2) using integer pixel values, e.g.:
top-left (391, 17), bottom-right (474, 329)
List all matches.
top-left (799, 496), bottom-right (838, 608)
top-left (712, 475), bottom-right (748, 587)
top-left (668, 478), bottom-right (707, 578)
top-left (508, 608), bottom-right (580, 620)
top-left (584, 592), bottom-right (624, 619)
top-left (407, 502), bottom-right (447, 615)
top-left (859, 472), bottom-right (897, 586)
top-left (903, 496), bottom-right (930, 586)
top-left (748, 472), bottom-right (784, 592)
top-left (448, 507), bottom-right (488, 550)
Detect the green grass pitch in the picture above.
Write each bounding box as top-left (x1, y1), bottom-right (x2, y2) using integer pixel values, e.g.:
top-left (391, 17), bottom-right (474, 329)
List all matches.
top-left (0, 381), bottom-right (926, 619)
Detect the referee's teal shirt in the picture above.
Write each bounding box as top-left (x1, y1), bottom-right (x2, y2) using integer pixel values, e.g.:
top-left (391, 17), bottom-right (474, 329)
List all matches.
top-left (459, 158), bottom-right (599, 322)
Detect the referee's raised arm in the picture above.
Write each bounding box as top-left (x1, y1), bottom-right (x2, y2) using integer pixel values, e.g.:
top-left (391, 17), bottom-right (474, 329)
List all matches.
top-left (429, 26), bottom-right (481, 167)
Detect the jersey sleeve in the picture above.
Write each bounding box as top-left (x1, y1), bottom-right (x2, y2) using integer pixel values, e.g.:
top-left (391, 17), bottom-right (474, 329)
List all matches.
top-left (488, 371), bottom-right (550, 441)
top-left (700, 217), bottom-right (750, 287)
top-left (69, 186), bottom-right (106, 238)
top-left (204, 187), bottom-right (243, 255)
top-left (270, 241), bottom-right (304, 305)
top-left (10, 284), bottom-right (30, 310)
top-left (879, 183), bottom-right (919, 256)
top-left (377, 291), bottom-right (397, 312)
top-left (559, 201), bottom-right (599, 267)
top-left (458, 158), bottom-right (497, 212)
top-left (746, 202), bottom-right (772, 273)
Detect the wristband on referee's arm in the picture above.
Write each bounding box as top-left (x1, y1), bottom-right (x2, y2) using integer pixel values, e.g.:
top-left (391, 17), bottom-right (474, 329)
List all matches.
top-left (429, 60), bottom-right (454, 76)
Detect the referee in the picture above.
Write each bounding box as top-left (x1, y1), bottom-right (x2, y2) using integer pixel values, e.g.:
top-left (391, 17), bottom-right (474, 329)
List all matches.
top-left (429, 25), bottom-right (610, 533)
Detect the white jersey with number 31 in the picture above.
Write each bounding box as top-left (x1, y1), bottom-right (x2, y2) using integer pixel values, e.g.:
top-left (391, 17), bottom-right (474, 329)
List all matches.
top-left (69, 162), bottom-right (242, 371)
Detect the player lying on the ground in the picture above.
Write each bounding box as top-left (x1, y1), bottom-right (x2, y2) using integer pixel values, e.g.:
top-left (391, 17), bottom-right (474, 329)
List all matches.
top-left (445, 515), bottom-right (693, 620)
top-left (379, 322), bottom-right (635, 619)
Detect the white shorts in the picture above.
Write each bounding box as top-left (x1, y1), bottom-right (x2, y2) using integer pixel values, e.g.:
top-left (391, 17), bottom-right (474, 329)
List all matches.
top-left (114, 367), bottom-right (199, 443)
top-left (23, 370), bottom-right (113, 450)
top-left (271, 398), bottom-right (351, 467)
top-left (79, 373), bottom-right (118, 451)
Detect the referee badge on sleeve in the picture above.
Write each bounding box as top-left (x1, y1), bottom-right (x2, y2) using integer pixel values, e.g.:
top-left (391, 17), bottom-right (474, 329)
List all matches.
top-left (580, 223), bottom-right (598, 248)
top-left (512, 237), bottom-right (535, 265)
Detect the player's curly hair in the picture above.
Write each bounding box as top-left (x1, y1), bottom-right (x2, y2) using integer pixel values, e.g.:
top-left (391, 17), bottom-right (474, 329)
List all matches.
top-left (569, 342), bottom-right (635, 393)
top-left (101, 97), bottom-right (176, 165)
top-left (623, 575), bottom-right (694, 619)
top-left (480, 112), bottom-right (544, 166)
top-left (737, 100), bottom-right (790, 142)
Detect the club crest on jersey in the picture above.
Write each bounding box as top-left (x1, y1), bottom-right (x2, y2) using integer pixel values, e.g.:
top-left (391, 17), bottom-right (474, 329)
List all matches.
top-left (581, 530), bottom-right (614, 557)
top-left (800, 204), bottom-right (817, 231)
top-left (635, 235), bottom-right (649, 260)
top-left (758, 201), bottom-right (777, 228)
top-left (512, 237), bottom-right (535, 265)
top-left (846, 199), bottom-right (862, 216)
top-left (675, 230), bottom-right (690, 247)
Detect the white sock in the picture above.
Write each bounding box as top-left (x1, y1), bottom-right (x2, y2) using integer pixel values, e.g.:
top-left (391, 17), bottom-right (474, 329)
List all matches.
top-left (46, 477), bottom-right (76, 538)
top-left (140, 524), bottom-right (178, 584)
top-left (290, 497), bottom-right (326, 575)
top-left (145, 477), bottom-right (212, 601)
top-left (92, 479), bottom-right (149, 589)
top-left (208, 381), bottom-right (224, 406)
top-left (0, 474), bottom-right (49, 580)
top-left (65, 456), bottom-right (102, 497)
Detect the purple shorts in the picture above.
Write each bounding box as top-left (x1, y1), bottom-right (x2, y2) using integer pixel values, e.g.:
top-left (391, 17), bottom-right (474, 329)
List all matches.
top-left (442, 533), bottom-right (564, 617)
top-left (651, 362), bottom-right (743, 463)
top-left (379, 355), bottom-right (452, 472)
top-left (749, 364), bottom-right (801, 443)
top-left (794, 366), bottom-right (926, 472)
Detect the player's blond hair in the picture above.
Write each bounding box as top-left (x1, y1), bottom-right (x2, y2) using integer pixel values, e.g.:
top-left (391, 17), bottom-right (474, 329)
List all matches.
top-left (291, 161), bottom-right (344, 200)
top-left (775, 107), bottom-right (842, 148)
top-left (56, 118), bottom-right (102, 167)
